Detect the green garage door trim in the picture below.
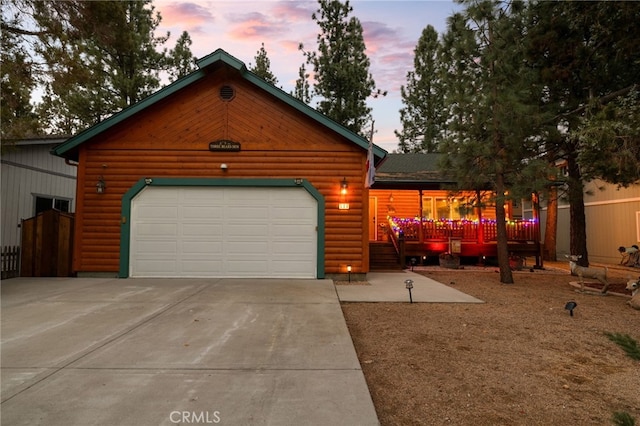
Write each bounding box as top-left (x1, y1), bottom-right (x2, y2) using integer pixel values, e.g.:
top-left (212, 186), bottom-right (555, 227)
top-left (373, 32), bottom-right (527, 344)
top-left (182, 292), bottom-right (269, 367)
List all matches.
top-left (120, 178), bottom-right (325, 278)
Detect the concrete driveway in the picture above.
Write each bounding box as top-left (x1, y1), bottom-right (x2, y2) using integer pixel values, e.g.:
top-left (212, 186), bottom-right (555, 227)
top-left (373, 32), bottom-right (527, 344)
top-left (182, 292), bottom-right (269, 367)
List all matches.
top-left (1, 277), bottom-right (378, 426)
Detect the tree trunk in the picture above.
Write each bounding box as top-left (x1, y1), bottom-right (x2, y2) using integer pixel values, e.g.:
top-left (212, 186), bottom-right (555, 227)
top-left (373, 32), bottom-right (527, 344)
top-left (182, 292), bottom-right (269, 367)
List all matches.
top-left (495, 173), bottom-right (514, 284)
top-left (543, 186), bottom-right (558, 261)
top-left (567, 151), bottom-right (589, 267)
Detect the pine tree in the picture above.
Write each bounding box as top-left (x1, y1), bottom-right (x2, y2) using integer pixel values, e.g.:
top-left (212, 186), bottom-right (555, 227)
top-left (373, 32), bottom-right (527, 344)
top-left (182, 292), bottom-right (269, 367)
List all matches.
top-left (0, 0), bottom-right (42, 142)
top-left (3, 0), bottom-right (197, 135)
top-left (526, 0), bottom-right (640, 266)
top-left (292, 62), bottom-right (311, 104)
top-left (166, 31), bottom-right (197, 82)
top-left (250, 43), bottom-right (278, 85)
top-left (301, 0), bottom-right (382, 136)
top-left (395, 25), bottom-right (445, 153)
top-left (440, 0), bottom-right (546, 284)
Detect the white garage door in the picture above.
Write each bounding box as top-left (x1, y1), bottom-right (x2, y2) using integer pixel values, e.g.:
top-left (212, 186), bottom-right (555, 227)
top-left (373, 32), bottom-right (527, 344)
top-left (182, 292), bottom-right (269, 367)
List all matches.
top-left (130, 186), bottom-right (317, 278)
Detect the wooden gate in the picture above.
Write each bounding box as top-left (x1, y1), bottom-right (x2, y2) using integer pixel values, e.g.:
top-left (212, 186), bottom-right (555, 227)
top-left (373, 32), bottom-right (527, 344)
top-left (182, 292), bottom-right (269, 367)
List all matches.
top-left (21, 210), bottom-right (74, 277)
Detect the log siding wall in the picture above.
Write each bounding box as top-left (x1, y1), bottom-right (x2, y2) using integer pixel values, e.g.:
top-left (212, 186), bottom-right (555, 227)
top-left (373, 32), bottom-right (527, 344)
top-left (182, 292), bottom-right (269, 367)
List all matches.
top-left (73, 66), bottom-right (369, 276)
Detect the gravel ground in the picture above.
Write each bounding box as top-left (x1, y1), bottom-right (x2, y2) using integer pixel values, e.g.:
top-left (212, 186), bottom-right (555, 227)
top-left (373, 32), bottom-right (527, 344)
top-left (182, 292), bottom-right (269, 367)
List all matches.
top-left (342, 263), bottom-right (640, 426)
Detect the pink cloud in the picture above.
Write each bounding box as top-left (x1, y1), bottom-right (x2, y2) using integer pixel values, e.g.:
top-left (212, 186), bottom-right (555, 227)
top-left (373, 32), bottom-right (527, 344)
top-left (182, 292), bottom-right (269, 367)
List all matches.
top-left (160, 2), bottom-right (214, 29)
top-left (271, 1), bottom-right (315, 22)
top-left (227, 12), bottom-right (288, 40)
top-left (362, 20), bottom-right (402, 54)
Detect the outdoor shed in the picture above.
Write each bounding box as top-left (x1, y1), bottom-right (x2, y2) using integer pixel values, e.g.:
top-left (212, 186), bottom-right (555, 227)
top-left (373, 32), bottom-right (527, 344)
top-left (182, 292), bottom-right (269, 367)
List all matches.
top-left (53, 49), bottom-right (386, 279)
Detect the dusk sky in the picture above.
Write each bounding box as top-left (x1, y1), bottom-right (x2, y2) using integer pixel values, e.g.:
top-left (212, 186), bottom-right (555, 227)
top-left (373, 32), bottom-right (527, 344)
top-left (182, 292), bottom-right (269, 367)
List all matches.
top-left (154, 0), bottom-right (462, 153)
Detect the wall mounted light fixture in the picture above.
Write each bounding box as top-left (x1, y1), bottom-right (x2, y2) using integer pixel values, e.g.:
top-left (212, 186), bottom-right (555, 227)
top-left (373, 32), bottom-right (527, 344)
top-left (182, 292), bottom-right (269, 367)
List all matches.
top-left (340, 177), bottom-right (348, 195)
top-left (96, 176), bottom-right (106, 194)
top-left (339, 177), bottom-right (350, 210)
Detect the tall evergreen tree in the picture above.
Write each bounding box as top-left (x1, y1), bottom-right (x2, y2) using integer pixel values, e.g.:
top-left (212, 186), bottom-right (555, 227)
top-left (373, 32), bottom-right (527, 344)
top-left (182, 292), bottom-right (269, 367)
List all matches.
top-left (35, 0), bottom-right (170, 133)
top-left (249, 43), bottom-right (278, 85)
top-left (0, 0), bottom-right (42, 142)
top-left (395, 25), bottom-right (445, 153)
top-left (300, 0), bottom-right (382, 136)
top-left (526, 0), bottom-right (640, 266)
top-left (2, 0), bottom-right (197, 136)
top-left (440, 0), bottom-right (547, 283)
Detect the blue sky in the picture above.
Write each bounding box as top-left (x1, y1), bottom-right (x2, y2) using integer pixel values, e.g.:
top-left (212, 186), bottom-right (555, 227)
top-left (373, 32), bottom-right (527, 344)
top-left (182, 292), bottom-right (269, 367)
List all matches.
top-left (155, 1), bottom-right (462, 153)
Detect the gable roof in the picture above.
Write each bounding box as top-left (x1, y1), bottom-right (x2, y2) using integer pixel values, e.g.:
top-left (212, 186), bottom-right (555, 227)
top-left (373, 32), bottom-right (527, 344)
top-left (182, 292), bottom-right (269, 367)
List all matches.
top-left (52, 49), bottom-right (387, 163)
top-left (372, 153), bottom-right (457, 189)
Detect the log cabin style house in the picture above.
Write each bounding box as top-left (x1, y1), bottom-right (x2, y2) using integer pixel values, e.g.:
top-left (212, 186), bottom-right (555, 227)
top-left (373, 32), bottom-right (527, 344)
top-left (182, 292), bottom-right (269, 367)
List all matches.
top-left (53, 49), bottom-right (386, 279)
top-left (53, 49), bottom-right (541, 279)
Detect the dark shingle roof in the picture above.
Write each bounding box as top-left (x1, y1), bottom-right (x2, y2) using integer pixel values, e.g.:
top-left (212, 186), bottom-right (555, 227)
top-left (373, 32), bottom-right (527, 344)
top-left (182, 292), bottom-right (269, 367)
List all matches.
top-left (373, 153), bottom-right (456, 189)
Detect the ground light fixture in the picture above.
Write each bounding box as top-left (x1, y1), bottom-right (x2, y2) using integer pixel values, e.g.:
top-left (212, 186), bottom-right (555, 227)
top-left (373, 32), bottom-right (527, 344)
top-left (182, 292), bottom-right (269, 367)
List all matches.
top-left (405, 279), bottom-right (414, 303)
top-left (564, 301), bottom-right (577, 317)
top-left (347, 264), bottom-right (352, 282)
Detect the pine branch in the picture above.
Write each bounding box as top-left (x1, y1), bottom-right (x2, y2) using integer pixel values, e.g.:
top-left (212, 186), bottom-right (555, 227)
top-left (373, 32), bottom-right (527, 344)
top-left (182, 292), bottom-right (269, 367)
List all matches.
top-left (604, 332), bottom-right (640, 361)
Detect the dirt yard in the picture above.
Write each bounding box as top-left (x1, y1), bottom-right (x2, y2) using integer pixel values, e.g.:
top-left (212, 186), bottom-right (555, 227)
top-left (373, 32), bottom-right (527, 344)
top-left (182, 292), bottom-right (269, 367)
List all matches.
top-left (342, 264), bottom-right (639, 426)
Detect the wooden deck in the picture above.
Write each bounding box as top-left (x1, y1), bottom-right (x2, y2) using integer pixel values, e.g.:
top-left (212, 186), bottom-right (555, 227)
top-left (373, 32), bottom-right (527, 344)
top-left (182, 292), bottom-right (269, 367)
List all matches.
top-left (371, 217), bottom-right (542, 267)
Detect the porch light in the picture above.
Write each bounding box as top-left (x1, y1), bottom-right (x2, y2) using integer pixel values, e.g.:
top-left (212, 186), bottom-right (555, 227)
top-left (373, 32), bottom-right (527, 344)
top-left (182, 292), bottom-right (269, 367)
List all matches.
top-left (96, 176), bottom-right (106, 194)
top-left (340, 177), bottom-right (348, 194)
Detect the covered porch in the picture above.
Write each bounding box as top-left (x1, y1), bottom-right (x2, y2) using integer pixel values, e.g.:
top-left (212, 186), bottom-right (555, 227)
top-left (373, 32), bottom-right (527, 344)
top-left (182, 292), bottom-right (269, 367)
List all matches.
top-left (368, 154), bottom-right (542, 269)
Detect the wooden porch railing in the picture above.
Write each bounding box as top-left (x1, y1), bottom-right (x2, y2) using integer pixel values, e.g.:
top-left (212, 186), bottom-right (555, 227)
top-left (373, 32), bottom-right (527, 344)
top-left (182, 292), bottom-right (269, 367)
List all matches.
top-left (388, 217), bottom-right (539, 243)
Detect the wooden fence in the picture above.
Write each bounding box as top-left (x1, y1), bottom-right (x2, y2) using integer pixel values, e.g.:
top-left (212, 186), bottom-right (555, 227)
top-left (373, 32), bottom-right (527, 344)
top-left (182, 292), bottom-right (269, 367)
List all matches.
top-left (21, 210), bottom-right (74, 277)
top-left (1, 246), bottom-right (20, 279)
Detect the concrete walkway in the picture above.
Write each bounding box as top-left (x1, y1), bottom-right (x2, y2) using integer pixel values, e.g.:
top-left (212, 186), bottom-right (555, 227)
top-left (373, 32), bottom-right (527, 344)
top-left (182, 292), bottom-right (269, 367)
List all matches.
top-left (335, 271), bottom-right (484, 303)
top-left (1, 277), bottom-right (378, 426)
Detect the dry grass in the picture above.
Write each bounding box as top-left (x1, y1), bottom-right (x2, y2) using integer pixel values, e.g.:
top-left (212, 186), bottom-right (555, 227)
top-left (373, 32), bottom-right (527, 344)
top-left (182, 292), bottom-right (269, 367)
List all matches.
top-left (342, 266), bottom-right (640, 426)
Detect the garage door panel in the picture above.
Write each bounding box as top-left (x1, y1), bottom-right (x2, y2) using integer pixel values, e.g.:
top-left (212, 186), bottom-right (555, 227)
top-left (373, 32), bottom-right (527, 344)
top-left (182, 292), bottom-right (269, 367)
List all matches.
top-left (183, 189), bottom-right (224, 203)
top-left (272, 241), bottom-right (314, 254)
top-left (181, 241), bottom-right (222, 255)
top-left (272, 225), bottom-right (314, 238)
top-left (136, 223), bottom-right (178, 237)
top-left (135, 260), bottom-right (177, 275)
top-left (136, 241), bottom-right (177, 254)
top-left (181, 223), bottom-right (223, 237)
top-left (272, 206), bottom-right (315, 221)
top-left (225, 225), bottom-right (268, 240)
top-left (130, 186), bottom-right (317, 278)
top-left (226, 207), bottom-right (269, 220)
top-left (226, 241), bottom-right (269, 255)
top-left (182, 206), bottom-right (224, 219)
top-left (181, 260), bottom-right (223, 274)
top-left (135, 205), bottom-right (179, 219)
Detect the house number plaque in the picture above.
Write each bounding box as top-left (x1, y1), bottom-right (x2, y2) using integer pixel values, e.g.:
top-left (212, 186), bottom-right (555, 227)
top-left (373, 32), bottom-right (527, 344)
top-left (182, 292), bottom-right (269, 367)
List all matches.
top-left (209, 140), bottom-right (241, 152)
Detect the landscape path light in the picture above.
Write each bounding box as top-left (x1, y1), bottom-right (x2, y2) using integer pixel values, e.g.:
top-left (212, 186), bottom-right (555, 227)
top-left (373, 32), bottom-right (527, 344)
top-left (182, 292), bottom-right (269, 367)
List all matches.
top-left (404, 279), bottom-right (414, 303)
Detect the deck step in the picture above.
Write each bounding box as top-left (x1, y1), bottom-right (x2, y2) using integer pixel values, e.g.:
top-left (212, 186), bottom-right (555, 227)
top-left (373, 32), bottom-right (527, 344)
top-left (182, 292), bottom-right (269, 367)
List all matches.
top-left (369, 241), bottom-right (402, 270)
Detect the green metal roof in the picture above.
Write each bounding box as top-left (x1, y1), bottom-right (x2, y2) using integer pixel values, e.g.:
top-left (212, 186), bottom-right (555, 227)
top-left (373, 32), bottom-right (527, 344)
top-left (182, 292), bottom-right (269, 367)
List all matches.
top-left (52, 48), bottom-right (387, 162)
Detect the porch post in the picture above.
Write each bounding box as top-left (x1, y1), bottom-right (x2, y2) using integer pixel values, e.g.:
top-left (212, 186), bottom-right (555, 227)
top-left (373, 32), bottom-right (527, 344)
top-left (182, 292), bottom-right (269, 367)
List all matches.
top-left (418, 189), bottom-right (424, 244)
top-left (476, 189), bottom-right (484, 245)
